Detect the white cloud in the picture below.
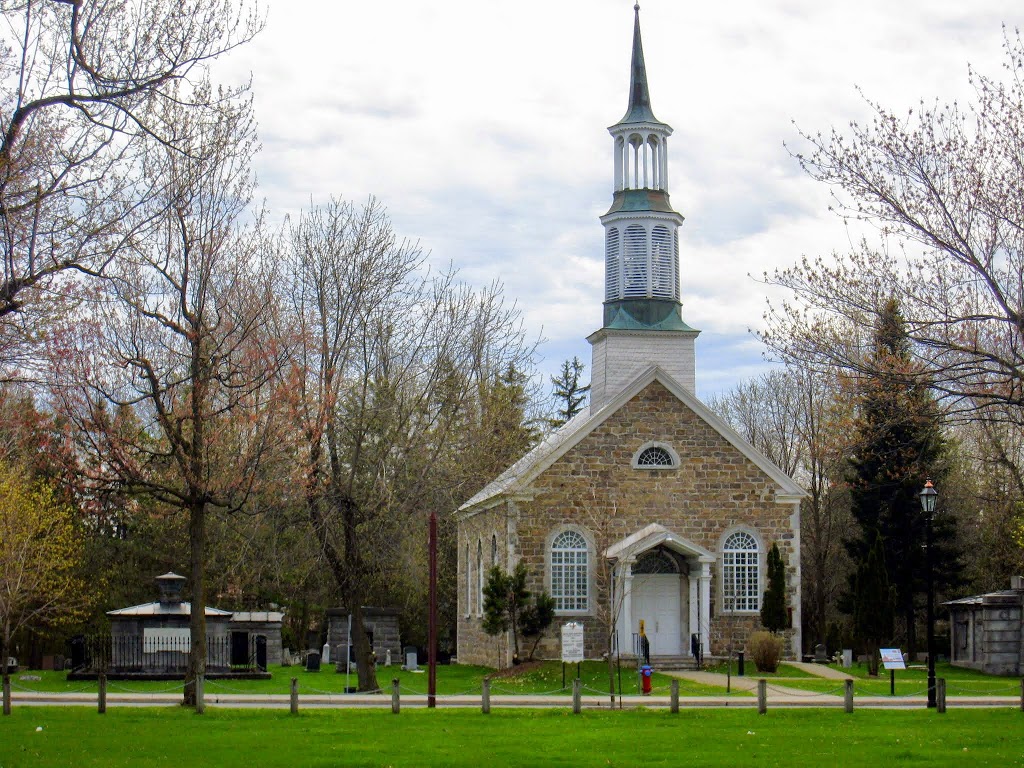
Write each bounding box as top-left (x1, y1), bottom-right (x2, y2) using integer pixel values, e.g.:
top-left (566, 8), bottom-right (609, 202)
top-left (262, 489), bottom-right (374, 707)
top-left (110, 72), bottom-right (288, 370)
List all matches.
top-left (219, 0), bottom-right (1015, 399)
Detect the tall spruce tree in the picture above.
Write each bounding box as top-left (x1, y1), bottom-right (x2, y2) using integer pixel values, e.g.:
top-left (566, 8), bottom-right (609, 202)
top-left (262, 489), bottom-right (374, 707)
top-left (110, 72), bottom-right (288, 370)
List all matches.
top-left (549, 357), bottom-right (590, 428)
top-left (844, 298), bottom-right (956, 656)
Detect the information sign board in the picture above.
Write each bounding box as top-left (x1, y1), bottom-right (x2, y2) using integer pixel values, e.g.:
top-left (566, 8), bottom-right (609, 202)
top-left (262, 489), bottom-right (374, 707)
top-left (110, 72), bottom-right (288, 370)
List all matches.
top-left (561, 622), bottom-right (584, 663)
top-left (879, 648), bottom-right (906, 670)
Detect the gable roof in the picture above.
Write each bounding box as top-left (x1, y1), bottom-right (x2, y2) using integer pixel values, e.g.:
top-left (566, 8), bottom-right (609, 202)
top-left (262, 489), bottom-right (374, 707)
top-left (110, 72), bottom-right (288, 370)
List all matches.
top-left (458, 364), bottom-right (806, 516)
top-left (604, 522), bottom-right (715, 562)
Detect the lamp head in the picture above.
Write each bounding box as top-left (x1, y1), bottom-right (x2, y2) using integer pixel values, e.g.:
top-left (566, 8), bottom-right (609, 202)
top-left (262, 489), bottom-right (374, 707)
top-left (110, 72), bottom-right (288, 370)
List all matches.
top-left (919, 479), bottom-right (937, 514)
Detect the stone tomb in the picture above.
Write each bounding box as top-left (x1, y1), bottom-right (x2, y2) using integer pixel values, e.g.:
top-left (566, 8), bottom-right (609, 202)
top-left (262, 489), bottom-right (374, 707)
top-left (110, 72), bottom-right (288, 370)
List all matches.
top-left (325, 607), bottom-right (402, 667)
top-left (946, 576), bottom-right (1024, 676)
top-left (72, 572), bottom-right (281, 679)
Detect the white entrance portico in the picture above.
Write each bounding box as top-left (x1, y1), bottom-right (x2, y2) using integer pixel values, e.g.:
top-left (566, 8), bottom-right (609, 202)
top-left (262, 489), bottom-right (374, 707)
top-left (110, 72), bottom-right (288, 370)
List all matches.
top-left (605, 523), bottom-right (714, 659)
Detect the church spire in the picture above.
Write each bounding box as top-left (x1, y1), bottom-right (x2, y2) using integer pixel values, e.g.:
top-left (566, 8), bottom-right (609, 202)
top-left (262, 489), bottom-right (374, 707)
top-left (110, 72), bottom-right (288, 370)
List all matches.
top-left (589, 5), bottom-right (699, 407)
top-left (620, 4), bottom-right (659, 125)
top-left (599, 4), bottom-right (688, 330)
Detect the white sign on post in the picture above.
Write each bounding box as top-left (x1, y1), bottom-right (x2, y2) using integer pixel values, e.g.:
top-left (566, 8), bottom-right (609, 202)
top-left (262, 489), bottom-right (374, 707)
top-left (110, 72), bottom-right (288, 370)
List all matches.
top-left (879, 648), bottom-right (906, 670)
top-left (561, 622), bottom-right (584, 663)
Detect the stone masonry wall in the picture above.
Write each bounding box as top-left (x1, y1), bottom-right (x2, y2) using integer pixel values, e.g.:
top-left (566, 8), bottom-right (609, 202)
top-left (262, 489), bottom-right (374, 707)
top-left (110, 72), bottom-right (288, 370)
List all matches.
top-left (456, 504), bottom-right (515, 667)
top-left (457, 379), bottom-right (800, 667)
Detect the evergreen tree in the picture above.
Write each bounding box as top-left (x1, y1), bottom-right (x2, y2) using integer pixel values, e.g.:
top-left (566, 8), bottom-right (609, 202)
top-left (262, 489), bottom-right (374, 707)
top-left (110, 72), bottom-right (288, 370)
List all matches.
top-left (852, 532), bottom-right (895, 676)
top-left (481, 563), bottom-right (555, 662)
top-left (843, 298), bottom-right (957, 655)
top-left (549, 356), bottom-right (590, 428)
top-left (760, 542), bottom-right (787, 633)
top-left (481, 364), bottom-right (538, 471)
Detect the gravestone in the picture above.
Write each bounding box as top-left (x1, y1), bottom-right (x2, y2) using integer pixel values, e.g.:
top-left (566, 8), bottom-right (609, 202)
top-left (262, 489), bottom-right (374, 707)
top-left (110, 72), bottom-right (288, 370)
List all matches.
top-left (814, 643), bottom-right (828, 663)
top-left (305, 651), bottom-right (321, 672)
top-left (403, 646), bottom-right (418, 671)
top-left (842, 649), bottom-right (853, 668)
top-left (321, 642), bottom-right (331, 665)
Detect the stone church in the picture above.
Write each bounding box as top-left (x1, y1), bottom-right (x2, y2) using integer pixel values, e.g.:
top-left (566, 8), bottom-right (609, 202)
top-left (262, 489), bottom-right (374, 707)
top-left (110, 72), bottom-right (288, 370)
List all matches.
top-left (456, 6), bottom-right (803, 668)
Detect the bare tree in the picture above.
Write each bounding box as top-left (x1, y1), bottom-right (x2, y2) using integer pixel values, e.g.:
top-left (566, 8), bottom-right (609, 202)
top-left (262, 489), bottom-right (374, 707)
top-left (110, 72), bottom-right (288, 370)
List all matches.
top-left (763, 31), bottom-right (1024, 423)
top-left (278, 197), bottom-right (537, 691)
top-left (0, 0), bottom-right (261, 374)
top-left (711, 365), bottom-right (853, 651)
top-left (50, 97), bottom-right (281, 710)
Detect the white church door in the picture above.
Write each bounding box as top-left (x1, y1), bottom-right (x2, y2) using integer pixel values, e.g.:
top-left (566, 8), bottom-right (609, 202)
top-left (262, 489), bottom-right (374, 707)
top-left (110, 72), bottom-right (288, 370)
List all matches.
top-left (631, 549), bottom-right (683, 656)
top-left (633, 575), bottom-right (681, 655)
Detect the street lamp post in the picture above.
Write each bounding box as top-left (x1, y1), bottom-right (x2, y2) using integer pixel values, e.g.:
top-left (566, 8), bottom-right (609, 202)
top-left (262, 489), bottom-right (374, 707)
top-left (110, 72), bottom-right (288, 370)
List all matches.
top-left (919, 479), bottom-right (938, 709)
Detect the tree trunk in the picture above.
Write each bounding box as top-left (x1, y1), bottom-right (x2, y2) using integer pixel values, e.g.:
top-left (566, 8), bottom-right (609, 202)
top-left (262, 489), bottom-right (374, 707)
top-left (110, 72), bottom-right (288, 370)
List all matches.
top-left (350, 603), bottom-right (379, 693)
top-left (904, 601), bottom-right (917, 659)
top-left (183, 498), bottom-right (207, 710)
top-left (342, 497), bottom-right (379, 693)
top-left (607, 633), bottom-right (617, 705)
top-left (2, 624), bottom-right (10, 716)
top-left (866, 639), bottom-right (879, 676)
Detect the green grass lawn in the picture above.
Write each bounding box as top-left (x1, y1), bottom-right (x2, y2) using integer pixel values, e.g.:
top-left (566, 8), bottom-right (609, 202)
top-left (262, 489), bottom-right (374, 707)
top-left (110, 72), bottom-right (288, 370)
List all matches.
top-left (7, 661), bottom-right (730, 698)
top-left (2, 707), bottom-right (1023, 767)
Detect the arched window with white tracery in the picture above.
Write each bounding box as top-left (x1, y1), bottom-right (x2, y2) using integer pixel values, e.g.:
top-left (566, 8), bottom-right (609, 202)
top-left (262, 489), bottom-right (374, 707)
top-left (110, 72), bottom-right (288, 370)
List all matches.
top-left (722, 531), bottom-right (760, 612)
top-left (550, 530), bottom-right (589, 612)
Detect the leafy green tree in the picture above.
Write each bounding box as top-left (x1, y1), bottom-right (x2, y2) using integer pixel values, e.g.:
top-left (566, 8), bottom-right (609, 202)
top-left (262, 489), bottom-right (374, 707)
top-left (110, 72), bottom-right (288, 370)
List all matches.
top-left (549, 356), bottom-right (590, 428)
top-left (844, 298), bottom-right (956, 655)
top-left (0, 462), bottom-right (90, 715)
top-left (760, 543), bottom-right (787, 633)
top-left (482, 563), bottom-right (554, 662)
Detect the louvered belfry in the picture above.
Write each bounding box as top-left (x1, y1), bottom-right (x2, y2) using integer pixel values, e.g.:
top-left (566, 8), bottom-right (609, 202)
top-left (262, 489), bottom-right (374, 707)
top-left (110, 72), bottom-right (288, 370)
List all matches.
top-left (589, 4), bottom-right (699, 408)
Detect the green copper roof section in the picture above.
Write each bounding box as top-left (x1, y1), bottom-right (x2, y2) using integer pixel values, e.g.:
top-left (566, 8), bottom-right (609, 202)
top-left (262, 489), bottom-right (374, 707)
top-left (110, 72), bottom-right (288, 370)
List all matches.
top-left (603, 299), bottom-right (697, 332)
top-left (618, 4), bottom-right (661, 125)
top-left (604, 189), bottom-right (680, 216)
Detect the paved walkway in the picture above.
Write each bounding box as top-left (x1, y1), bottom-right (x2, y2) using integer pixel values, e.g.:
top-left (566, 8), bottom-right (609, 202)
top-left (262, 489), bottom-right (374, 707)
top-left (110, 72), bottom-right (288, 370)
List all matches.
top-left (5, 662), bottom-right (1018, 710)
top-left (661, 660), bottom-right (853, 697)
top-left (6, 688), bottom-right (1020, 710)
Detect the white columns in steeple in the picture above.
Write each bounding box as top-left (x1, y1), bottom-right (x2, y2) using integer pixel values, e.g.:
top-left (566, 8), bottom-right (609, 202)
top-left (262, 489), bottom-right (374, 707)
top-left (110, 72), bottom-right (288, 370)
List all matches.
top-left (614, 132), bottom-right (670, 192)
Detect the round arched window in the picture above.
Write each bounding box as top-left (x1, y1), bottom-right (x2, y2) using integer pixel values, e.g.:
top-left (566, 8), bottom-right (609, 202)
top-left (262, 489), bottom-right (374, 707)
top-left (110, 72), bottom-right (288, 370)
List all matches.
top-left (550, 530), bottom-right (588, 612)
top-left (637, 446), bottom-right (673, 466)
top-left (722, 531), bottom-right (760, 612)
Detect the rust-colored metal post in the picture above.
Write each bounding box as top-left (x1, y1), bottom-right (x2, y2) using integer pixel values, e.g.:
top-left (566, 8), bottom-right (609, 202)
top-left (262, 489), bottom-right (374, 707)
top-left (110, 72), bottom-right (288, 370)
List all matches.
top-left (428, 510), bottom-right (437, 709)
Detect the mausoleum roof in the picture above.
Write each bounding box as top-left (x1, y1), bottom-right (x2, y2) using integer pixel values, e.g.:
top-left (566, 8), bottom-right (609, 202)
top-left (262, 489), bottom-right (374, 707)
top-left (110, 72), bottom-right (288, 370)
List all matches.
top-left (107, 602), bottom-right (233, 617)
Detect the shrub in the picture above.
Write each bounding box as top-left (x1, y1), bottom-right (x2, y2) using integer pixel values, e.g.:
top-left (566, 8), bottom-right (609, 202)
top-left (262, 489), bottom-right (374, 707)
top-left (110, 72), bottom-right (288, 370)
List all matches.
top-left (748, 631), bottom-right (784, 673)
top-left (760, 543), bottom-right (787, 633)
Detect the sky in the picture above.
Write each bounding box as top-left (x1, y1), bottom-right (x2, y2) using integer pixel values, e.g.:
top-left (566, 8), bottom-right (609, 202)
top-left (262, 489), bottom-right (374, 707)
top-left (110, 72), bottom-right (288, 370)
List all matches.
top-left (220, 0), bottom-right (1015, 401)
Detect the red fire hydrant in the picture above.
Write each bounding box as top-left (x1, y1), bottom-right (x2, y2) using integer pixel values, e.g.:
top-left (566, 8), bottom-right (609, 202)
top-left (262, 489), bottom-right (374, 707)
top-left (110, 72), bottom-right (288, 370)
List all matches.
top-left (641, 665), bottom-right (653, 695)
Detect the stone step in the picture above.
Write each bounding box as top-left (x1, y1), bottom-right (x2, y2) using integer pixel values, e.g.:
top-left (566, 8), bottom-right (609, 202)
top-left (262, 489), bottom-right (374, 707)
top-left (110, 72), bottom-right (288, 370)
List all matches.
top-left (635, 655), bottom-right (700, 670)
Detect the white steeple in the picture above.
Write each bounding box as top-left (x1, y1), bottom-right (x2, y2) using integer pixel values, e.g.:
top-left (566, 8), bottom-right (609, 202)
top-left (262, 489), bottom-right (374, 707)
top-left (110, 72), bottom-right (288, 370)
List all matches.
top-left (589, 4), bottom-right (699, 408)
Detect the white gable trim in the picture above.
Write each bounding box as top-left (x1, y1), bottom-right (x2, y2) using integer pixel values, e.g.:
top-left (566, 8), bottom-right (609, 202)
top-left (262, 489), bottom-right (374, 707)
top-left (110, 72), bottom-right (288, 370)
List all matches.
top-left (604, 523), bottom-right (715, 562)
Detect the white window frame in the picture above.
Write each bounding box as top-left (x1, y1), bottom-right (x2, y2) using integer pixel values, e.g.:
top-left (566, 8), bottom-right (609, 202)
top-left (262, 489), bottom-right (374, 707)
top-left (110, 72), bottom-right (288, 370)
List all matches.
top-left (548, 528), bottom-right (591, 615)
top-left (631, 441), bottom-right (680, 470)
top-left (476, 540), bottom-right (484, 618)
top-left (721, 529), bottom-right (761, 613)
top-left (464, 543), bottom-right (472, 618)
